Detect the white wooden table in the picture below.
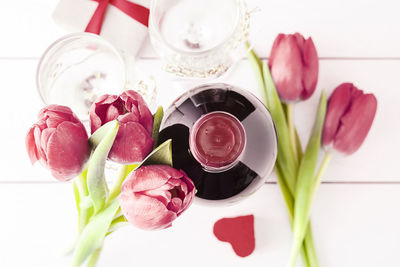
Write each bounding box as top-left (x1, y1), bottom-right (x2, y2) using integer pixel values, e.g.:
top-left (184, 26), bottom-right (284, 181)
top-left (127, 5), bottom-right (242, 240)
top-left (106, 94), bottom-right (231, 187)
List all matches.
top-left (1, 0), bottom-right (400, 266)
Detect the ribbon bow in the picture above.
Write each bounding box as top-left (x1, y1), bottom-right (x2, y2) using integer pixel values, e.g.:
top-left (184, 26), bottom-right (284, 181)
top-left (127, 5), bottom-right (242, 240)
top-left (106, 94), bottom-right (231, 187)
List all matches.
top-left (85, 0), bottom-right (149, 34)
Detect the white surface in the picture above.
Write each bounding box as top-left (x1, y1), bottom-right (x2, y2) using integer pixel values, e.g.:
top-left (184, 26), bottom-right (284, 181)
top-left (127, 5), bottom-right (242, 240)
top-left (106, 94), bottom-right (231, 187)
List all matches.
top-left (0, 0), bottom-right (399, 266)
top-left (1, 184), bottom-right (399, 267)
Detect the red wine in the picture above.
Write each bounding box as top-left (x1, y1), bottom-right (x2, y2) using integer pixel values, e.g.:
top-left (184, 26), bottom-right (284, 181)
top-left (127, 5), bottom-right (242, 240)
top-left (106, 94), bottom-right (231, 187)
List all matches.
top-left (159, 83), bottom-right (277, 204)
top-left (190, 111), bottom-right (246, 171)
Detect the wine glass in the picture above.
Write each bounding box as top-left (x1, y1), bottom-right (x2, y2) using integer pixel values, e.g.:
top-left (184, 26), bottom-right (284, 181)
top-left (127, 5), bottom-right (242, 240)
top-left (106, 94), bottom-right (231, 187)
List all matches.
top-left (36, 33), bottom-right (126, 120)
top-left (149, 0), bottom-right (250, 79)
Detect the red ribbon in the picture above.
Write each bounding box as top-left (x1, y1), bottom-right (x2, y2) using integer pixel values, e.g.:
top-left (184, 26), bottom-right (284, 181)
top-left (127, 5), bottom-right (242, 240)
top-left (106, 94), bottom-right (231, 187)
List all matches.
top-left (85, 0), bottom-right (149, 34)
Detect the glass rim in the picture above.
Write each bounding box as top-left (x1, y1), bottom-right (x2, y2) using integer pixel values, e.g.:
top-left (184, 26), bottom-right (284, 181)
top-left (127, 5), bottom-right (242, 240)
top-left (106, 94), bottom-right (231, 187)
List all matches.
top-left (36, 32), bottom-right (126, 106)
top-left (149, 0), bottom-right (245, 57)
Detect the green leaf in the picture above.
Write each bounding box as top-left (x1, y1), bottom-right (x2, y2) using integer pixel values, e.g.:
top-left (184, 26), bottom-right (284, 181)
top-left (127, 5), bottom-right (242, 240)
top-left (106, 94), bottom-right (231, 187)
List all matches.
top-left (247, 50), bottom-right (298, 194)
top-left (107, 215), bottom-right (129, 235)
top-left (288, 92), bottom-right (327, 267)
top-left (87, 120), bottom-right (119, 214)
top-left (152, 106), bottom-right (164, 148)
top-left (73, 168), bottom-right (94, 233)
top-left (248, 47), bottom-right (318, 267)
top-left (139, 139), bottom-right (173, 168)
top-left (294, 128), bottom-right (304, 163)
top-left (89, 120), bottom-right (118, 148)
top-left (72, 199), bottom-right (120, 267)
top-left (246, 45), bottom-right (266, 101)
top-left (85, 247), bottom-right (103, 267)
top-left (282, 102), bottom-right (303, 163)
top-left (246, 42), bottom-right (262, 71)
top-left (276, 166), bottom-right (314, 267)
top-left (73, 180), bottom-right (81, 221)
top-left (262, 62), bottom-right (298, 195)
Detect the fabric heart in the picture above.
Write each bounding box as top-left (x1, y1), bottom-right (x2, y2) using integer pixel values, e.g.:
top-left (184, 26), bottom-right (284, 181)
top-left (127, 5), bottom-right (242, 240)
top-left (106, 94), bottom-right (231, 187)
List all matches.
top-left (213, 215), bottom-right (255, 257)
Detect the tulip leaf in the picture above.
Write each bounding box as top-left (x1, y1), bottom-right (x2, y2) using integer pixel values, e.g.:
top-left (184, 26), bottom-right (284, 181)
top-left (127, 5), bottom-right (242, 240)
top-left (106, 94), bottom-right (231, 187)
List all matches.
top-left (73, 180), bottom-right (81, 226)
top-left (118, 140), bottom-right (173, 185)
top-left (87, 120), bottom-right (119, 214)
top-left (288, 92), bottom-right (327, 267)
top-left (248, 48), bottom-right (318, 267)
top-left (282, 103), bottom-right (304, 163)
top-left (152, 106), bottom-right (164, 148)
top-left (262, 61), bottom-right (298, 195)
top-left (247, 47), bottom-right (266, 101)
top-left (294, 128), bottom-right (304, 163)
top-left (107, 215), bottom-right (129, 235)
top-left (139, 139), bottom-right (173, 168)
top-left (73, 168), bottom-right (95, 233)
top-left (88, 120), bottom-right (118, 148)
top-left (72, 199), bottom-right (119, 267)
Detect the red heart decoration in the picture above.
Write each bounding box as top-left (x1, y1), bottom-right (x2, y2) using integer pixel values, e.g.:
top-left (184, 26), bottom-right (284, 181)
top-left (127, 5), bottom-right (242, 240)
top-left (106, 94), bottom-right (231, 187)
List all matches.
top-left (213, 215), bottom-right (255, 257)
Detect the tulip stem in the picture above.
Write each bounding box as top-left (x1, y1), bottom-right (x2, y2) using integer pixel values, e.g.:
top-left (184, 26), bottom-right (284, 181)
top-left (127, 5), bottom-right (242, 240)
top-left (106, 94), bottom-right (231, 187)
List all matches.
top-left (276, 166), bottom-right (319, 267)
top-left (75, 168), bottom-right (94, 233)
top-left (286, 103), bottom-right (299, 166)
top-left (108, 164), bottom-right (129, 204)
top-left (85, 247), bottom-right (102, 267)
top-left (275, 167), bottom-right (310, 266)
top-left (288, 93), bottom-right (327, 267)
top-left (304, 227), bottom-right (318, 267)
top-left (77, 167), bottom-right (89, 196)
top-left (291, 152), bottom-right (331, 267)
top-left (311, 152), bottom-right (332, 199)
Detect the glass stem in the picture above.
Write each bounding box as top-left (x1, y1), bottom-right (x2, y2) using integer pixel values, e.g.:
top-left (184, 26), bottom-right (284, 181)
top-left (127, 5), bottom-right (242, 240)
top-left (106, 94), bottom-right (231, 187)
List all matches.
top-left (286, 103), bottom-right (299, 166)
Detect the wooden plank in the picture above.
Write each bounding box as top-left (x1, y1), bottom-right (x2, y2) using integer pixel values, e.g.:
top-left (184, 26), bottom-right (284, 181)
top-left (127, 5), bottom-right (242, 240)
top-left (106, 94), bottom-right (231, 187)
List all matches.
top-left (137, 58), bottom-right (400, 182)
top-left (1, 0), bottom-right (400, 58)
top-left (1, 58), bottom-right (398, 181)
top-left (0, 183), bottom-right (399, 267)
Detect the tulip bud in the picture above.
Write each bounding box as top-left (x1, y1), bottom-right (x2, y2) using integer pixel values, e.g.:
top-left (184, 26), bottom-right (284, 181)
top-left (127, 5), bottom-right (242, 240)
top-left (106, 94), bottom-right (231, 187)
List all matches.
top-left (120, 165), bottom-right (196, 230)
top-left (268, 33), bottom-right (319, 101)
top-left (90, 90), bottom-right (154, 164)
top-left (322, 83), bottom-right (377, 154)
top-left (26, 105), bottom-right (90, 181)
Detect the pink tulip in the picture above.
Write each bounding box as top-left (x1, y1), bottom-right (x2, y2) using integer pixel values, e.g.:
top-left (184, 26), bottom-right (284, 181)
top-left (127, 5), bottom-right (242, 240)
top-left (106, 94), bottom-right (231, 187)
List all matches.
top-left (322, 83), bottom-right (377, 154)
top-left (120, 165), bottom-right (196, 230)
top-left (90, 90), bottom-right (154, 164)
top-left (26, 105), bottom-right (90, 181)
top-left (268, 33), bottom-right (319, 101)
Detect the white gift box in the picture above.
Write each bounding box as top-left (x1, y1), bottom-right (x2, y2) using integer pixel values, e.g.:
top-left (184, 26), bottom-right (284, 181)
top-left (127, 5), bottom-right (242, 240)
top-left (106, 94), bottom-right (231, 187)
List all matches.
top-left (52, 0), bottom-right (149, 59)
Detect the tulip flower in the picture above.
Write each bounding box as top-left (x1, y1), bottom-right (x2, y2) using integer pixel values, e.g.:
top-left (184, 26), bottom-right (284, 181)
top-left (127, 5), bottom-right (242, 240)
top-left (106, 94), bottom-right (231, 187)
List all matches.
top-left (268, 33), bottom-right (319, 102)
top-left (90, 90), bottom-right (154, 164)
top-left (288, 84), bottom-right (377, 267)
top-left (268, 33), bottom-right (319, 166)
top-left (322, 83), bottom-right (377, 154)
top-left (120, 165), bottom-right (196, 230)
top-left (248, 46), bottom-right (319, 267)
top-left (26, 105), bottom-right (90, 181)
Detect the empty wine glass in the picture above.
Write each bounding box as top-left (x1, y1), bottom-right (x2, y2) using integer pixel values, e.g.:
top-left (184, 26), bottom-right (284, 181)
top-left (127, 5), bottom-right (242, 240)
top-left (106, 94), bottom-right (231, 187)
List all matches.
top-left (149, 0), bottom-right (250, 79)
top-left (36, 33), bottom-right (126, 120)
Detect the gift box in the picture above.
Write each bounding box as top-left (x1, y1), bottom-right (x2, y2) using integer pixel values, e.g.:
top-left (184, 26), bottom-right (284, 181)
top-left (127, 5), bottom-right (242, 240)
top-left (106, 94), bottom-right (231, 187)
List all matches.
top-left (52, 0), bottom-right (150, 59)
